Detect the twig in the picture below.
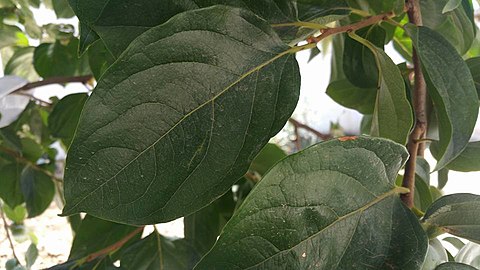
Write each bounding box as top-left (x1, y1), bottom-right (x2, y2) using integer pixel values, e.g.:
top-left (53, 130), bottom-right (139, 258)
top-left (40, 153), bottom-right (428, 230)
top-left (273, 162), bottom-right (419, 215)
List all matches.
top-left (1, 206), bottom-right (23, 267)
top-left (288, 118), bottom-right (332, 141)
top-left (401, 0), bottom-right (428, 208)
top-left (13, 75), bottom-right (93, 93)
top-left (308, 12), bottom-right (394, 44)
top-left (83, 226), bottom-right (144, 263)
top-left (0, 146), bottom-right (63, 183)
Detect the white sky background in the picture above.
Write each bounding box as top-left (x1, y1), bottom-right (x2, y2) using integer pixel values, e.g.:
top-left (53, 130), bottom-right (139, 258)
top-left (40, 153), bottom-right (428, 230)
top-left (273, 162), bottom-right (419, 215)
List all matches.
top-left (3, 5), bottom-right (480, 195)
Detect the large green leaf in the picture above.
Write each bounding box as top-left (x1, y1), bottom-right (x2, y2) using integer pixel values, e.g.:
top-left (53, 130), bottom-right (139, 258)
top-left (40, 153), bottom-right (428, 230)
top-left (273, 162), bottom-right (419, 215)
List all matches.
top-left (196, 137), bottom-right (428, 269)
top-left (69, 0), bottom-right (296, 57)
top-left (326, 79), bottom-right (376, 114)
top-left (406, 25), bottom-right (478, 170)
top-left (435, 262), bottom-right (478, 270)
top-left (466, 57), bottom-right (480, 99)
top-left (120, 232), bottom-right (198, 270)
top-left (68, 215), bottom-right (141, 260)
top-left (422, 194), bottom-right (480, 243)
top-left (61, 6), bottom-right (300, 225)
top-left (52, 0), bottom-right (74, 18)
top-left (33, 38), bottom-right (91, 79)
top-left (20, 166), bottom-right (55, 218)
top-left (349, 32), bottom-right (413, 145)
top-left (48, 93), bottom-right (88, 147)
top-left (420, 0), bottom-right (475, 55)
top-left (0, 163), bottom-right (24, 208)
top-left (431, 141), bottom-right (480, 172)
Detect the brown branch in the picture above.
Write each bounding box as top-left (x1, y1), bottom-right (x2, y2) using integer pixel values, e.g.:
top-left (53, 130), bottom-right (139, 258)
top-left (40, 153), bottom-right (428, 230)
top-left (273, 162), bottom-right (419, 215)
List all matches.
top-left (289, 119), bottom-right (332, 141)
top-left (1, 207), bottom-right (23, 267)
top-left (0, 146), bottom-right (63, 183)
top-left (13, 75), bottom-right (93, 93)
top-left (401, 0), bottom-right (427, 208)
top-left (309, 12), bottom-right (394, 44)
top-left (84, 226), bottom-right (144, 263)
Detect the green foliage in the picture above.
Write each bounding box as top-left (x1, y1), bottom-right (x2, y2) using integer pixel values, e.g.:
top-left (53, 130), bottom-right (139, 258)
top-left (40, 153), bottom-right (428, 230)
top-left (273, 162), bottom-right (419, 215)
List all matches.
top-left (1, 0), bottom-right (480, 269)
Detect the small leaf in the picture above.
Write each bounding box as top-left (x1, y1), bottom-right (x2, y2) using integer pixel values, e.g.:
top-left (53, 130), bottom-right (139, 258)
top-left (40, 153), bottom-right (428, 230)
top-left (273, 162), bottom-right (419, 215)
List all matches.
top-left (422, 194), bottom-right (480, 243)
top-left (326, 79), bottom-right (377, 114)
top-left (2, 204), bottom-right (27, 223)
top-left (62, 6), bottom-right (300, 225)
top-left (423, 239), bottom-right (448, 270)
top-left (25, 243), bottom-right (38, 269)
top-left (68, 215), bottom-right (141, 260)
top-left (120, 232), bottom-right (198, 270)
top-left (48, 93), bottom-right (88, 147)
top-left (349, 32), bottom-right (413, 145)
top-left (33, 39), bottom-right (91, 79)
top-left (442, 0), bottom-right (462, 13)
top-left (249, 143), bottom-right (287, 176)
top-left (435, 262), bottom-right (478, 270)
top-left (456, 242), bottom-right (480, 268)
top-left (20, 166), bottom-right (55, 218)
top-left (0, 163), bottom-right (24, 208)
top-left (308, 47), bottom-right (321, 63)
top-left (405, 25), bottom-right (478, 170)
top-left (196, 137), bottom-right (427, 269)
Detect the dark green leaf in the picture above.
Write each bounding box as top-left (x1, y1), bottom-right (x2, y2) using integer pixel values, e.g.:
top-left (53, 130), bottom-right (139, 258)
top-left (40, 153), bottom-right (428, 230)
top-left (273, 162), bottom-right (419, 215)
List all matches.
top-left (33, 39), bottom-right (91, 79)
top-left (414, 158), bottom-right (433, 212)
top-left (196, 137), bottom-right (427, 269)
top-left (296, 0), bottom-right (348, 21)
top-left (307, 46), bottom-right (321, 63)
top-left (77, 22), bottom-right (99, 56)
top-left (423, 239), bottom-right (448, 270)
top-left (435, 262), bottom-right (478, 270)
top-left (438, 168), bottom-right (449, 189)
top-left (4, 47), bottom-right (39, 82)
top-left (87, 40), bottom-right (115, 80)
top-left (250, 143), bottom-right (286, 175)
top-left (69, 0), bottom-right (296, 57)
top-left (406, 25), bottom-right (478, 170)
top-left (25, 243), bottom-right (38, 269)
top-left (348, 0), bottom-right (405, 15)
top-left (20, 138), bottom-right (44, 162)
top-left (120, 232), bottom-right (198, 270)
top-left (326, 79), bottom-right (377, 114)
top-left (442, 0), bottom-right (462, 13)
top-left (421, 0), bottom-right (475, 55)
top-left (48, 93), bottom-right (88, 147)
top-left (62, 6), bottom-right (300, 225)
top-left (20, 166), bottom-right (55, 218)
top-left (466, 57), bottom-right (480, 99)
top-left (344, 26), bottom-right (384, 88)
top-left (0, 163), bottom-right (24, 208)
top-left (349, 32), bottom-right (413, 145)
top-left (69, 215), bottom-right (141, 260)
top-left (52, 0), bottom-right (74, 18)
top-left (423, 194), bottom-right (480, 243)
top-left (431, 141), bottom-right (480, 172)
top-left (330, 34), bottom-right (346, 82)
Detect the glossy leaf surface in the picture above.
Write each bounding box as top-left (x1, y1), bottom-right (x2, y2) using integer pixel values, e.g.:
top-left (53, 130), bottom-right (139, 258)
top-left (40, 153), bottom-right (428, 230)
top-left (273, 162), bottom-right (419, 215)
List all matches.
top-left (196, 137), bottom-right (427, 269)
top-left (62, 6), bottom-right (300, 225)
top-left (406, 25), bottom-right (478, 170)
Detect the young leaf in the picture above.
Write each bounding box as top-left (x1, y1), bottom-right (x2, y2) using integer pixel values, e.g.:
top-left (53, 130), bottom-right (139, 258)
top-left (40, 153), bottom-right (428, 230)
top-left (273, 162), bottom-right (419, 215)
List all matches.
top-left (196, 137), bottom-right (427, 269)
top-left (422, 194), bottom-right (480, 243)
top-left (349, 32), bottom-right (413, 145)
top-left (69, 0), bottom-right (297, 57)
top-left (68, 215), bottom-right (141, 260)
top-left (405, 25), bottom-right (478, 170)
top-left (326, 79), bottom-right (377, 114)
top-left (436, 262), bottom-right (478, 270)
top-left (25, 243), bottom-right (38, 269)
top-left (48, 93), bottom-right (88, 147)
top-left (62, 6), bottom-right (300, 225)
top-left (20, 166), bottom-right (55, 218)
